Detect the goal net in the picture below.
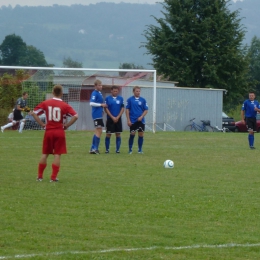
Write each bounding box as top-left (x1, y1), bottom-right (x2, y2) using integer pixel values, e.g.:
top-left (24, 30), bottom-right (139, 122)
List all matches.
top-left (0, 66), bottom-right (163, 132)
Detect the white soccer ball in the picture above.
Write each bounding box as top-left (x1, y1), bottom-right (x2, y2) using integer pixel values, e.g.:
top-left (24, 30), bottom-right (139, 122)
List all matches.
top-left (164, 160), bottom-right (174, 168)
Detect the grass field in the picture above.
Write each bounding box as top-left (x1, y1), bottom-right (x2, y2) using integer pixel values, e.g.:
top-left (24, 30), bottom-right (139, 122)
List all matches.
top-left (1, 130), bottom-right (260, 259)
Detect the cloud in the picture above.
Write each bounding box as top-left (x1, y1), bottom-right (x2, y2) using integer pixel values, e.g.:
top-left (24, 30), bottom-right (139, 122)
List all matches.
top-left (0, 0), bottom-right (160, 7)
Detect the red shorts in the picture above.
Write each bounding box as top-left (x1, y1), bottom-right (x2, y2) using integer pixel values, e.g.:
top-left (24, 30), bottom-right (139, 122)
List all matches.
top-left (42, 129), bottom-right (67, 154)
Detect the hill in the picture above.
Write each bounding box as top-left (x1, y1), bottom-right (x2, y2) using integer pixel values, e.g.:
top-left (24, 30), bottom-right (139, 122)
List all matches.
top-left (0, 0), bottom-right (259, 69)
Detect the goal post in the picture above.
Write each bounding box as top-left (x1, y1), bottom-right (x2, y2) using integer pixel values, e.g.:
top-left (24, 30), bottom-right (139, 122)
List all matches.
top-left (0, 66), bottom-right (157, 133)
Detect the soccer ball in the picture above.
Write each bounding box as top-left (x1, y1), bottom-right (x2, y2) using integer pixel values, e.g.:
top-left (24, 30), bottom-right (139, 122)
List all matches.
top-left (164, 160), bottom-right (174, 168)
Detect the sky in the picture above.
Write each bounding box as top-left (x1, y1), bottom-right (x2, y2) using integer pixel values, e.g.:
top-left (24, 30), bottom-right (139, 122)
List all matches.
top-left (0, 0), bottom-right (242, 7)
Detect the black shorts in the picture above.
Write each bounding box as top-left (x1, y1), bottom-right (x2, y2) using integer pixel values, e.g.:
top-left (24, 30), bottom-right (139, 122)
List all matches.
top-left (246, 117), bottom-right (257, 131)
top-left (106, 117), bottom-right (122, 133)
top-left (13, 109), bottom-right (23, 121)
top-left (93, 118), bottom-right (104, 128)
top-left (130, 121), bottom-right (145, 133)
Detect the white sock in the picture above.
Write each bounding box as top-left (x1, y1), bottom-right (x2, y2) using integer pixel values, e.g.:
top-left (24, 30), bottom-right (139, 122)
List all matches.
top-left (19, 121), bottom-right (25, 132)
top-left (3, 122), bottom-right (13, 130)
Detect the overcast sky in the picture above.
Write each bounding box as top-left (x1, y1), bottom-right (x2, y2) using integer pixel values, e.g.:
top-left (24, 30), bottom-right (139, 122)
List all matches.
top-left (0, 0), bottom-right (241, 7)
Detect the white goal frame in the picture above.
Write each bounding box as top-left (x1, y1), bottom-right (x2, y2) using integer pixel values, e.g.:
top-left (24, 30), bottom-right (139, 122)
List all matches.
top-left (0, 66), bottom-right (157, 133)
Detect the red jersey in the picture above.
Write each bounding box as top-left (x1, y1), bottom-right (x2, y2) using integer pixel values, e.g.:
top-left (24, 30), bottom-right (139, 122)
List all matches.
top-left (33, 98), bottom-right (77, 130)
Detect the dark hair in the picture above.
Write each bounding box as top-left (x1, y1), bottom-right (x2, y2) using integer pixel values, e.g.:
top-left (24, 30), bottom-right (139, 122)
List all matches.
top-left (53, 84), bottom-right (63, 97)
top-left (22, 92), bottom-right (28, 96)
top-left (111, 85), bottom-right (119, 90)
top-left (249, 91), bottom-right (255, 94)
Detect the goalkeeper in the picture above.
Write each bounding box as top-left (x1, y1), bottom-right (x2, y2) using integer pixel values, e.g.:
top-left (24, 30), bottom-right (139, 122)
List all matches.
top-left (1, 92), bottom-right (30, 133)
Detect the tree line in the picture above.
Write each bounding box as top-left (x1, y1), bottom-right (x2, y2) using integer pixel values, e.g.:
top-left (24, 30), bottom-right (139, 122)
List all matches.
top-left (1, 0), bottom-right (260, 114)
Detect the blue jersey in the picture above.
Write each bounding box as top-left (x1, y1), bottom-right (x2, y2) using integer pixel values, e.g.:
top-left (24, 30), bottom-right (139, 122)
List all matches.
top-left (126, 96), bottom-right (148, 123)
top-left (90, 90), bottom-right (104, 119)
top-left (105, 95), bottom-right (124, 119)
top-left (242, 99), bottom-right (260, 118)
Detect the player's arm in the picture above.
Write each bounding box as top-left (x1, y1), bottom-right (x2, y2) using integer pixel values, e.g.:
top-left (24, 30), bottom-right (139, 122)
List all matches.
top-left (241, 109), bottom-right (245, 125)
top-left (17, 104), bottom-right (24, 111)
top-left (254, 103), bottom-right (260, 113)
top-left (104, 107), bottom-right (114, 118)
top-left (138, 109), bottom-right (148, 122)
top-left (126, 108), bottom-right (132, 126)
top-left (30, 112), bottom-right (46, 128)
top-left (64, 114), bottom-right (78, 130)
top-left (90, 102), bottom-right (107, 108)
top-left (118, 106), bottom-right (125, 119)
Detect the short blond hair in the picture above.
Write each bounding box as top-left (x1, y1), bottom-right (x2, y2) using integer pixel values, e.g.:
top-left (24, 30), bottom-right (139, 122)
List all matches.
top-left (94, 79), bottom-right (102, 86)
top-left (133, 86), bottom-right (140, 92)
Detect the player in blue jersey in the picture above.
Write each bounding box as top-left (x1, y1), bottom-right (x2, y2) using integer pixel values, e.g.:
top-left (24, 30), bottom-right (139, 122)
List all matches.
top-left (126, 86), bottom-right (148, 154)
top-left (104, 86), bottom-right (124, 153)
top-left (1, 92), bottom-right (29, 133)
top-left (89, 80), bottom-right (107, 154)
top-left (241, 91), bottom-right (260, 149)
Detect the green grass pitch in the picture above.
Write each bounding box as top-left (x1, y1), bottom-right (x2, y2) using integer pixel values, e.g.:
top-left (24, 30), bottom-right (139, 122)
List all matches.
top-left (1, 130), bottom-right (260, 259)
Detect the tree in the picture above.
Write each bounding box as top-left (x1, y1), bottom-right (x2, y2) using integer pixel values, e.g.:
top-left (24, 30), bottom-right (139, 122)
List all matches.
top-left (60, 57), bottom-right (85, 76)
top-left (20, 45), bottom-right (49, 67)
top-left (247, 36), bottom-right (260, 96)
top-left (0, 34), bottom-right (26, 65)
top-left (119, 63), bottom-right (144, 76)
top-left (0, 70), bottom-right (29, 109)
top-left (143, 0), bottom-right (249, 105)
top-left (0, 34), bottom-right (50, 67)
top-left (119, 63), bottom-right (144, 70)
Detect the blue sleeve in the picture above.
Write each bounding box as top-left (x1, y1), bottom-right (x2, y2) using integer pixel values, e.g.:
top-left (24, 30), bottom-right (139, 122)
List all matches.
top-left (126, 98), bottom-right (131, 109)
top-left (121, 97), bottom-right (124, 107)
top-left (143, 98), bottom-right (148, 110)
top-left (242, 101), bottom-right (245, 111)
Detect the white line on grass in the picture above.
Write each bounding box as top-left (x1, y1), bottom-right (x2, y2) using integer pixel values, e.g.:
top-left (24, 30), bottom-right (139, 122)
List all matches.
top-left (1, 243), bottom-right (260, 259)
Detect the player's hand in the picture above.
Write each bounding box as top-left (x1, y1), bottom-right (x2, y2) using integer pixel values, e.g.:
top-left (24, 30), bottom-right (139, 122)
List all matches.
top-left (112, 116), bottom-right (118, 123)
top-left (127, 120), bottom-right (132, 127)
top-left (101, 103), bottom-right (107, 108)
top-left (137, 116), bottom-right (143, 122)
top-left (23, 106), bottom-right (31, 112)
top-left (241, 119), bottom-right (245, 125)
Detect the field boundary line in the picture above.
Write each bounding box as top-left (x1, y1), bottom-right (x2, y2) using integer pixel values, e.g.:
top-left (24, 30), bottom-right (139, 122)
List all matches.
top-left (1, 242), bottom-right (260, 259)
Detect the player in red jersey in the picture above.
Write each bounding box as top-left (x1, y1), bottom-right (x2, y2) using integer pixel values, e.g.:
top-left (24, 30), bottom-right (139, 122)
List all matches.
top-left (31, 85), bottom-right (78, 182)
